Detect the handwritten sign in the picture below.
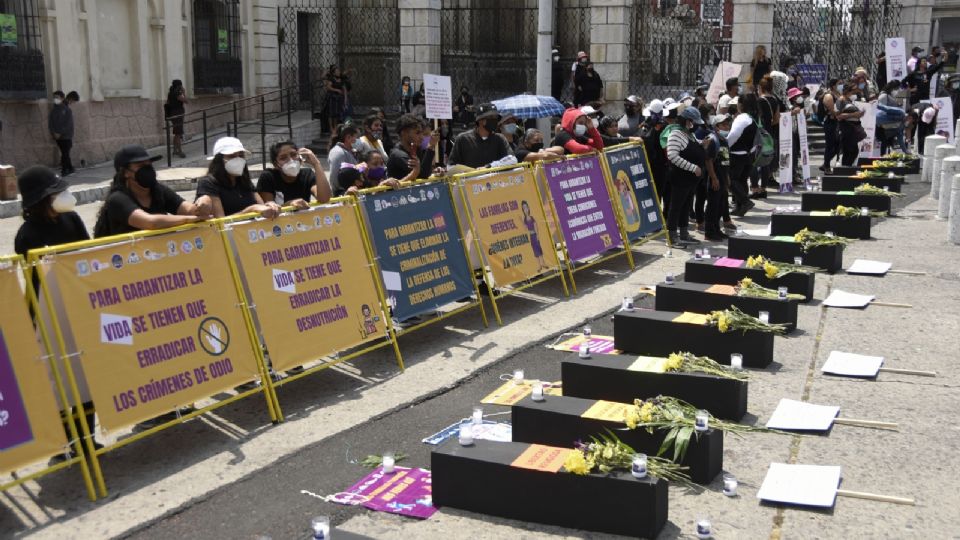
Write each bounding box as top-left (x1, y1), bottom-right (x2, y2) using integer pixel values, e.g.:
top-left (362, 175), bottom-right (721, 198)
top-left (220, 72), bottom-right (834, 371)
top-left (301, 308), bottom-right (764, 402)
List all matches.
top-left (423, 73), bottom-right (452, 120)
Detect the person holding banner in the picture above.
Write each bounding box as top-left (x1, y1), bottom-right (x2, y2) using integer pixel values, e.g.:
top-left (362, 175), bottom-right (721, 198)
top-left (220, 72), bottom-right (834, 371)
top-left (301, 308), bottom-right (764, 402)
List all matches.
top-left (93, 145), bottom-right (213, 237)
top-left (665, 107), bottom-right (706, 247)
top-left (554, 108), bottom-right (604, 154)
top-left (515, 128), bottom-right (563, 163)
top-left (195, 137), bottom-right (281, 219)
top-left (14, 165), bottom-right (88, 259)
top-left (256, 140), bottom-right (331, 209)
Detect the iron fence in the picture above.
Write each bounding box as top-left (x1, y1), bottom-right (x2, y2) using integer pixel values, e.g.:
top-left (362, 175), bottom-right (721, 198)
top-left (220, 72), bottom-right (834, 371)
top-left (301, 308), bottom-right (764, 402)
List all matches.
top-left (0, 0), bottom-right (46, 99)
top-left (192, 0), bottom-right (244, 94)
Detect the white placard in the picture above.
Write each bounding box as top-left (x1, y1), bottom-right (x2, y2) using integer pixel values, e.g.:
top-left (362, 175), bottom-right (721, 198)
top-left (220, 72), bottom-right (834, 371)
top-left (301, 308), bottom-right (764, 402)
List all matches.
top-left (707, 62), bottom-right (744, 106)
top-left (743, 223), bottom-right (773, 237)
top-left (797, 114), bottom-right (811, 181)
top-left (381, 270), bottom-right (402, 291)
top-left (846, 259), bottom-right (892, 275)
top-left (778, 113), bottom-right (793, 185)
top-left (931, 97), bottom-right (955, 143)
top-left (766, 399), bottom-right (840, 431)
top-left (423, 73), bottom-right (452, 120)
top-left (885, 38), bottom-right (907, 83)
top-left (823, 289), bottom-right (876, 308)
top-left (821, 350), bottom-right (885, 377)
top-left (857, 101), bottom-right (879, 158)
top-left (757, 463), bottom-right (842, 507)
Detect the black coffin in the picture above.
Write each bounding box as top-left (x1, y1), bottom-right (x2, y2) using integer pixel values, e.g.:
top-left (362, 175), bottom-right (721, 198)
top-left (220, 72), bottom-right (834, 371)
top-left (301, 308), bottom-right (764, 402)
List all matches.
top-left (801, 192), bottom-right (892, 213)
top-left (727, 235), bottom-right (843, 273)
top-left (431, 439), bottom-right (668, 539)
top-left (770, 212), bottom-right (871, 240)
top-left (613, 309), bottom-right (774, 368)
top-left (654, 282), bottom-right (798, 330)
top-left (821, 175), bottom-right (903, 193)
top-left (561, 353), bottom-right (749, 420)
top-left (858, 157), bottom-right (920, 174)
top-left (511, 395), bottom-right (723, 484)
top-left (684, 258), bottom-right (816, 301)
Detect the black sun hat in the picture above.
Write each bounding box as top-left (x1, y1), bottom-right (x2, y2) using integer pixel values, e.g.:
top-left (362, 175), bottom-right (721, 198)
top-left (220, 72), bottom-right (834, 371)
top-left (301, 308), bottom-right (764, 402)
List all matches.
top-left (18, 165), bottom-right (69, 208)
top-left (113, 144), bottom-right (162, 171)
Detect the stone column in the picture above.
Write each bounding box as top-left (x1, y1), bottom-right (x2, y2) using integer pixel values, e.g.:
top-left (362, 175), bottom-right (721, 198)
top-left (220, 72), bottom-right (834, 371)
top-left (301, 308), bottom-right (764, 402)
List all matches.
top-left (589, 0), bottom-right (630, 105)
top-left (898, 0), bottom-right (934, 53)
top-left (399, 0), bottom-right (441, 89)
top-left (730, 0), bottom-right (775, 77)
top-left (250, 0), bottom-right (280, 95)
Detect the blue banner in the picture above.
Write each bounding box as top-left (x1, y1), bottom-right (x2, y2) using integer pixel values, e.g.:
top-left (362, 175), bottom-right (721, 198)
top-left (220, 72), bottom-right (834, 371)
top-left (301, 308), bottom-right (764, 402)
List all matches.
top-left (604, 145), bottom-right (664, 241)
top-left (796, 64), bottom-right (829, 87)
top-left (361, 184), bottom-right (474, 321)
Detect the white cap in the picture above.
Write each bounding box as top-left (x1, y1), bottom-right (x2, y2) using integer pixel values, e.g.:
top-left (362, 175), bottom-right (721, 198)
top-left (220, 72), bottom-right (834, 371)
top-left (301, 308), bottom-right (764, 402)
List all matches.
top-left (625, 95), bottom-right (641, 105)
top-left (579, 105), bottom-right (599, 116)
top-left (212, 136), bottom-right (251, 157)
top-left (662, 97), bottom-right (676, 106)
top-left (922, 106), bottom-right (936, 124)
top-left (647, 99), bottom-right (664, 114)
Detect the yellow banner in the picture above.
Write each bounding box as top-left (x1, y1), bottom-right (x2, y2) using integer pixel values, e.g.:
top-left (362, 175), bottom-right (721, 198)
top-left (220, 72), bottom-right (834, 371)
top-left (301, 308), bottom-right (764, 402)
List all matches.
top-left (510, 444), bottom-right (571, 473)
top-left (44, 226), bottom-right (261, 431)
top-left (228, 205), bottom-right (384, 372)
top-left (480, 379), bottom-right (562, 406)
top-left (463, 169), bottom-right (559, 286)
top-left (626, 355), bottom-right (669, 373)
top-left (0, 265), bottom-right (66, 474)
top-left (672, 312), bottom-right (709, 325)
top-left (580, 400), bottom-right (630, 423)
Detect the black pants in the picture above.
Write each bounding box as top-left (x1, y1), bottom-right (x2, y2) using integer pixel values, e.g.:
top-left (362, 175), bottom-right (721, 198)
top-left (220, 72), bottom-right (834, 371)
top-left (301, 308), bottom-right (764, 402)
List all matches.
top-left (839, 124), bottom-right (860, 166)
top-left (667, 181), bottom-right (696, 232)
top-left (694, 179), bottom-right (707, 224)
top-left (822, 120), bottom-right (839, 168)
top-left (705, 178), bottom-right (727, 234)
top-left (917, 121), bottom-right (934, 155)
top-left (729, 153), bottom-right (753, 207)
top-left (56, 138), bottom-right (73, 173)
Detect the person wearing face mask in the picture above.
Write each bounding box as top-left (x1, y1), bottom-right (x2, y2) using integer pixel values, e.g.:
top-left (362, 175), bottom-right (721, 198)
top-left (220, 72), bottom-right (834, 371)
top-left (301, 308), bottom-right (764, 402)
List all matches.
top-left (387, 114), bottom-right (439, 179)
top-left (454, 87), bottom-right (475, 127)
top-left (665, 107), bottom-right (706, 247)
top-left (835, 81), bottom-right (866, 166)
top-left (498, 114), bottom-right (522, 151)
top-left (703, 113), bottom-right (736, 240)
top-left (448, 106), bottom-right (512, 168)
top-left (718, 77), bottom-right (740, 115)
top-left (817, 79), bottom-right (841, 173)
top-left (515, 128), bottom-right (564, 163)
top-left (93, 145), bottom-right (211, 237)
top-left (551, 48), bottom-right (564, 101)
top-left (339, 151), bottom-right (403, 196)
top-left (852, 68), bottom-right (877, 101)
top-left (256, 140), bottom-right (330, 210)
top-left (327, 124), bottom-right (360, 190)
top-left (905, 56), bottom-right (945, 106)
top-left (48, 90), bottom-right (77, 176)
top-left (356, 114), bottom-right (387, 157)
top-left (571, 51), bottom-right (589, 104)
top-left (574, 62), bottom-right (604, 106)
top-left (15, 165), bottom-right (88, 257)
top-left (617, 95), bottom-right (643, 137)
top-left (553, 107), bottom-right (604, 155)
top-left (787, 87), bottom-right (806, 185)
top-left (599, 116), bottom-right (642, 147)
top-left (194, 137), bottom-right (280, 219)
top-left (437, 119), bottom-right (455, 166)
top-left (907, 46), bottom-right (924, 74)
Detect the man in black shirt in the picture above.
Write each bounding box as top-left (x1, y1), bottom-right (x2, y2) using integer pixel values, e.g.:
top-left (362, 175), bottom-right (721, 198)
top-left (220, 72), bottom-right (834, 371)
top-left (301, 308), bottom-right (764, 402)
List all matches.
top-left (448, 106), bottom-right (512, 169)
top-left (386, 114), bottom-right (438, 180)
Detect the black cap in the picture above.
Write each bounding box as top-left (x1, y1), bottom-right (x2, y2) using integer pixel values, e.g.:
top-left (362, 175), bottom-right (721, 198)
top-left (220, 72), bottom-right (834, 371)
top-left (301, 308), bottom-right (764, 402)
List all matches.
top-left (114, 144), bottom-right (161, 171)
top-left (18, 166), bottom-right (69, 209)
top-left (476, 103), bottom-right (500, 122)
top-left (912, 46), bottom-right (924, 54)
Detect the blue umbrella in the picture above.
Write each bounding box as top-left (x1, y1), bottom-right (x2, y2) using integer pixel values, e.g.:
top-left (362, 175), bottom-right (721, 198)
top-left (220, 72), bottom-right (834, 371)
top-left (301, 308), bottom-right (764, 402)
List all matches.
top-left (490, 94), bottom-right (566, 119)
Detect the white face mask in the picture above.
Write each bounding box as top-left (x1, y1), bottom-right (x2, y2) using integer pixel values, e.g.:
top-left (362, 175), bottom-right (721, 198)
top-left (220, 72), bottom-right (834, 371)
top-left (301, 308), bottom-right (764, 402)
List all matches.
top-left (51, 190), bottom-right (76, 213)
top-left (53, 98), bottom-right (63, 105)
top-left (225, 157), bottom-right (246, 176)
top-left (574, 124), bottom-right (588, 136)
top-left (281, 159), bottom-right (301, 177)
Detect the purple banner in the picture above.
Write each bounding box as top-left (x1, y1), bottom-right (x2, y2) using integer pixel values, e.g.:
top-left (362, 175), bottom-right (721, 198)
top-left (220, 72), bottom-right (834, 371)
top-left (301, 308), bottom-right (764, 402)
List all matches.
top-left (0, 330), bottom-right (35, 451)
top-left (330, 466), bottom-right (436, 519)
top-left (543, 155), bottom-right (623, 261)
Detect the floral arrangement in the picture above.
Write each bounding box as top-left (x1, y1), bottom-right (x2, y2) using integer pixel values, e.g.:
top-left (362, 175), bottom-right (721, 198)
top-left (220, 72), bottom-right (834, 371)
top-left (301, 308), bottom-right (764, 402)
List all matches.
top-left (624, 396), bottom-right (782, 461)
top-left (663, 351), bottom-right (748, 380)
top-left (562, 431), bottom-right (692, 484)
top-left (746, 254), bottom-right (819, 278)
top-left (793, 227), bottom-right (851, 251)
top-left (854, 169), bottom-right (889, 179)
top-left (736, 277), bottom-right (806, 301)
top-left (854, 183), bottom-right (904, 198)
top-left (705, 305), bottom-right (788, 335)
top-left (881, 151), bottom-right (919, 162)
top-left (868, 160), bottom-right (901, 169)
top-left (831, 204), bottom-right (886, 218)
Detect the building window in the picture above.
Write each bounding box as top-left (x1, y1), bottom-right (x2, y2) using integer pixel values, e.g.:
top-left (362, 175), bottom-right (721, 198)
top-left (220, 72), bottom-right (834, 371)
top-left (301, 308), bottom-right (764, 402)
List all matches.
top-left (0, 0), bottom-right (46, 100)
top-left (192, 0), bottom-right (242, 94)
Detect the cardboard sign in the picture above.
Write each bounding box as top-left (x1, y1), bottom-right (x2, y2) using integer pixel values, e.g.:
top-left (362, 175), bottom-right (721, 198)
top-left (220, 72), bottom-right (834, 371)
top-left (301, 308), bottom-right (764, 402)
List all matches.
top-left (857, 101), bottom-right (879, 158)
top-left (581, 400), bottom-right (630, 423)
top-left (423, 73), bottom-right (452, 120)
top-left (626, 355), bottom-right (670, 373)
top-left (757, 463), bottom-right (842, 507)
top-left (707, 62), bottom-right (743, 106)
top-left (705, 284), bottom-right (736, 295)
top-left (549, 333), bottom-right (618, 354)
top-left (0, 266), bottom-right (67, 474)
top-left (228, 205), bottom-right (385, 372)
top-left (823, 289), bottom-right (875, 308)
top-left (765, 399), bottom-right (839, 431)
top-left (672, 312), bottom-right (708, 325)
top-left (931, 97), bottom-right (955, 143)
top-left (846, 259), bottom-right (892, 275)
top-left (821, 351), bottom-right (884, 377)
top-left (778, 113), bottom-right (793, 186)
top-left (510, 444), bottom-right (571, 473)
top-left (885, 38), bottom-right (907, 83)
top-left (423, 420), bottom-right (511, 445)
top-left (797, 114), bottom-right (811, 181)
top-left (331, 466), bottom-right (436, 519)
top-left (604, 145), bottom-right (665, 241)
top-left (480, 380), bottom-right (562, 406)
top-left (43, 226), bottom-right (262, 431)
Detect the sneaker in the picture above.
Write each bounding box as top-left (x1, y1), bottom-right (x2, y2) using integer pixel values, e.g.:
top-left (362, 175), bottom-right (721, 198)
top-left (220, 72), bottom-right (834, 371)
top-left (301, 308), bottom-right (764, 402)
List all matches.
top-left (678, 230), bottom-right (701, 244)
top-left (668, 231), bottom-right (688, 249)
top-left (723, 221), bottom-right (738, 231)
top-left (705, 231), bottom-right (729, 241)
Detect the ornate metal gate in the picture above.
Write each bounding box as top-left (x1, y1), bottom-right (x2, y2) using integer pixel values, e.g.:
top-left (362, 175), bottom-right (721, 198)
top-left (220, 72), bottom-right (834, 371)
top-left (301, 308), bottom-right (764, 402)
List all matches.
top-left (440, 0), bottom-right (589, 104)
top-left (628, 0), bottom-right (732, 101)
top-left (277, 0), bottom-right (399, 109)
top-left (772, 0), bottom-right (902, 82)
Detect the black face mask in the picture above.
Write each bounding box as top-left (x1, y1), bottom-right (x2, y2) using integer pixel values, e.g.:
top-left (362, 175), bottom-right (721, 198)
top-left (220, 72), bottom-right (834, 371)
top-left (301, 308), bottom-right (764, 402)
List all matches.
top-left (134, 165), bottom-right (157, 189)
top-left (529, 142), bottom-right (544, 152)
top-left (625, 106), bottom-right (636, 115)
top-left (483, 119), bottom-right (499, 134)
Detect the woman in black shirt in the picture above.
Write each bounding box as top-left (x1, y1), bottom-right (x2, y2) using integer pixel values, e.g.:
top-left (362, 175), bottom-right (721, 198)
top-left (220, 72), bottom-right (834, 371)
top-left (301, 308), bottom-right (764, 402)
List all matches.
top-left (905, 57), bottom-right (945, 106)
top-left (256, 140), bottom-right (331, 209)
top-left (574, 62), bottom-right (604, 106)
top-left (195, 137), bottom-right (281, 219)
top-left (750, 46), bottom-right (772, 91)
top-left (14, 166), bottom-right (88, 257)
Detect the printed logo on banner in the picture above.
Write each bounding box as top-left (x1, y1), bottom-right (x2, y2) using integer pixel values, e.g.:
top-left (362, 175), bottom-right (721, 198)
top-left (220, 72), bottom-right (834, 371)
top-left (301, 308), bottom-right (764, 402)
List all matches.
top-left (128, 251), bottom-right (141, 265)
top-left (272, 225), bottom-right (282, 238)
top-left (76, 260), bottom-right (90, 277)
top-left (144, 249), bottom-right (164, 261)
top-left (259, 229), bottom-right (268, 240)
top-left (296, 221), bottom-right (311, 232)
top-left (284, 224), bottom-right (295, 235)
top-left (111, 254), bottom-right (123, 269)
top-left (167, 241), bottom-right (178, 256)
top-left (248, 230), bottom-right (259, 243)
top-left (194, 237), bottom-right (204, 251)
top-left (197, 317), bottom-right (229, 356)
top-left (91, 260), bottom-right (105, 272)
top-left (181, 240), bottom-right (193, 254)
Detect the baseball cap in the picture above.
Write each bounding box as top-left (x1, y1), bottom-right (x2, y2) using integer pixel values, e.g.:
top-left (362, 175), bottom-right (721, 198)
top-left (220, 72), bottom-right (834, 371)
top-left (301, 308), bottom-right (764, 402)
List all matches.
top-left (580, 105), bottom-right (599, 116)
top-left (212, 137), bottom-right (251, 158)
top-left (679, 107), bottom-right (704, 125)
top-left (625, 95), bottom-right (641, 105)
top-left (643, 99), bottom-right (664, 116)
top-left (18, 166), bottom-right (70, 208)
top-left (114, 144), bottom-right (162, 170)
top-left (711, 113), bottom-right (732, 126)
top-left (476, 103), bottom-right (500, 122)
top-left (577, 51), bottom-right (588, 60)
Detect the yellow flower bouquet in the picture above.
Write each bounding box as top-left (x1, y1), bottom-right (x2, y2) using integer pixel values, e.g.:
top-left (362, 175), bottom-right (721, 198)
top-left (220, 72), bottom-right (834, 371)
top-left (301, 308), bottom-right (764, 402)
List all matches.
top-left (736, 277), bottom-right (806, 301)
top-left (854, 169), bottom-right (888, 179)
top-left (746, 254), bottom-right (819, 278)
top-left (562, 431), bottom-right (692, 484)
top-left (664, 351), bottom-right (749, 381)
top-left (705, 305), bottom-right (788, 335)
top-left (831, 204), bottom-right (886, 218)
top-left (854, 183), bottom-right (904, 198)
top-left (793, 227), bottom-right (851, 252)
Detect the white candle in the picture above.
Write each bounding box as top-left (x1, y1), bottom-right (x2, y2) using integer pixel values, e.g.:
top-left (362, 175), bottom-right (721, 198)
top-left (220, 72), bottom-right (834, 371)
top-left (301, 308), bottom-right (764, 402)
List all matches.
top-left (736, 225), bottom-right (744, 235)
top-left (583, 325), bottom-right (592, 337)
top-left (531, 381), bottom-right (545, 401)
top-left (794, 256), bottom-right (803, 265)
top-left (695, 409), bottom-right (709, 432)
top-left (311, 516), bottom-right (330, 540)
top-left (622, 296), bottom-right (634, 311)
top-left (777, 286), bottom-right (788, 300)
top-left (758, 311), bottom-right (770, 324)
top-left (861, 206), bottom-right (870, 216)
top-left (888, 171), bottom-right (896, 178)
top-left (665, 272), bottom-right (675, 285)
top-left (696, 517), bottom-right (712, 539)
top-left (825, 231), bottom-right (835, 237)
top-left (631, 453), bottom-right (648, 479)
top-left (458, 422), bottom-right (474, 445)
top-left (730, 353), bottom-right (743, 370)
top-left (694, 248), bottom-right (703, 259)
top-left (512, 369), bottom-right (524, 383)
top-left (702, 247), bottom-right (710, 259)
top-left (723, 473), bottom-right (738, 496)
top-left (578, 341), bottom-right (592, 359)
top-left (472, 406), bottom-right (483, 426)
top-left (382, 452), bottom-right (395, 474)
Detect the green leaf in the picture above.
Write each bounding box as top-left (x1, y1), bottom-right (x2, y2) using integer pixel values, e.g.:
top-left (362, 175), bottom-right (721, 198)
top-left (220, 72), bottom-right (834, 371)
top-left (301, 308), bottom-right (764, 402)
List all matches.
top-left (673, 426), bottom-right (694, 462)
top-left (658, 427), bottom-right (679, 457)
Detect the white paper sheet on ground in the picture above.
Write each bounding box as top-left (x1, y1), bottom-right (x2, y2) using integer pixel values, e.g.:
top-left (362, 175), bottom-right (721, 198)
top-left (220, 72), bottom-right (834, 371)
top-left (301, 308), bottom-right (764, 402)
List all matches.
top-left (766, 398), bottom-right (840, 431)
top-left (821, 351), bottom-right (885, 377)
top-left (743, 223), bottom-right (772, 237)
top-left (846, 259), bottom-right (892, 275)
top-left (757, 463), bottom-right (843, 507)
top-left (823, 289), bottom-right (875, 308)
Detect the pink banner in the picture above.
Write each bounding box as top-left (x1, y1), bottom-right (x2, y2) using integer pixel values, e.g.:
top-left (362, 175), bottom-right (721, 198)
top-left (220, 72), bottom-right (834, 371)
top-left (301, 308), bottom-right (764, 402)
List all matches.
top-left (713, 257), bottom-right (745, 268)
top-left (331, 466), bottom-right (436, 519)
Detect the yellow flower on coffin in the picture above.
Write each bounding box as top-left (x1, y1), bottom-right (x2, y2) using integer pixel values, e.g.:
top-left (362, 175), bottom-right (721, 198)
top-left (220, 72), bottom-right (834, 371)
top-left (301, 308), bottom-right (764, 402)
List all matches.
top-left (666, 353), bottom-right (684, 371)
top-left (601, 445), bottom-right (614, 460)
top-left (563, 450), bottom-right (591, 475)
top-left (746, 255), bottom-right (759, 268)
top-left (625, 408), bottom-right (641, 429)
top-left (739, 277), bottom-right (754, 288)
top-left (793, 228), bottom-right (810, 243)
top-left (638, 402), bottom-right (655, 423)
top-left (764, 261), bottom-right (779, 279)
top-left (717, 313), bottom-right (729, 333)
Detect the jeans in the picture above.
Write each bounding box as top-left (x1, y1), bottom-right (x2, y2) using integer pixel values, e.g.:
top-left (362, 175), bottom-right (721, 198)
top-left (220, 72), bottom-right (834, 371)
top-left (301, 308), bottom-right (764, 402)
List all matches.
top-left (729, 153), bottom-right (753, 207)
top-left (667, 181), bottom-right (697, 232)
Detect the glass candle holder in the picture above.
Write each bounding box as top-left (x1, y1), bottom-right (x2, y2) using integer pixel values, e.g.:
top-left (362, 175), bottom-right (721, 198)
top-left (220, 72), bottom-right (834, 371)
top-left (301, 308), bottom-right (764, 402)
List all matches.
top-left (694, 248), bottom-right (703, 259)
top-left (736, 225), bottom-right (744, 236)
top-left (578, 341), bottom-right (592, 359)
top-left (472, 406), bottom-right (483, 426)
top-left (512, 369), bottom-right (524, 383)
top-left (531, 381), bottom-right (545, 401)
top-left (888, 171), bottom-right (896, 178)
top-left (825, 231), bottom-right (835, 237)
top-left (696, 517), bottom-right (712, 539)
top-left (860, 206), bottom-right (870, 216)
top-left (664, 247), bottom-right (673, 258)
top-left (722, 473), bottom-right (738, 496)
top-left (777, 286), bottom-right (788, 300)
top-left (583, 325), bottom-right (592, 337)
top-left (631, 453), bottom-right (648, 479)
top-left (458, 421), bottom-right (474, 446)
top-left (311, 516), bottom-right (330, 540)
top-left (382, 452), bottom-right (396, 474)
top-left (896, 160), bottom-right (904, 167)
top-left (702, 247), bottom-right (710, 259)
top-left (758, 311), bottom-right (770, 324)
top-left (695, 409), bottom-right (709, 432)
top-left (730, 353), bottom-right (743, 370)
top-left (622, 296), bottom-right (635, 311)
top-left (882, 186), bottom-right (889, 192)
top-left (794, 256), bottom-right (803, 265)
top-left (665, 272), bottom-right (675, 285)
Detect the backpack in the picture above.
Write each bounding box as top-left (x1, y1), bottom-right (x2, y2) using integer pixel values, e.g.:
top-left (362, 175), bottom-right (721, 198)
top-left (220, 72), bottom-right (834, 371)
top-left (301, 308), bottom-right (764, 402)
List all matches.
top-left (751, 120), bottom-right (775, 167)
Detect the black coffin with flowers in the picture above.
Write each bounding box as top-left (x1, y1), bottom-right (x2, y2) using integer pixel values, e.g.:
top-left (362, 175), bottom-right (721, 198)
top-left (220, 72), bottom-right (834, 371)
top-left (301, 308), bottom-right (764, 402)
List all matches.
top-left (613, 309), bottom-right (774, 368)
top-left (727, 236), bottom-right (843, 273)
top-left (800, 192), bottom-right (892, 213)
top-left (511, 395), bottom-right (723, 484)
top-left (857, 157), bottom-right (920, 174)
top-left (431, 439), bottom-right (668, 538)
top-left (684, 258), bottom-right (816, 301)
top-left (821, 175), bottom-right (903, 192)
top-left (654, 282), bottom-right (798, 330)
top-left (770, 212), bottom-right (871, 240)
top-left (561, 353), bottom-right (748, 420)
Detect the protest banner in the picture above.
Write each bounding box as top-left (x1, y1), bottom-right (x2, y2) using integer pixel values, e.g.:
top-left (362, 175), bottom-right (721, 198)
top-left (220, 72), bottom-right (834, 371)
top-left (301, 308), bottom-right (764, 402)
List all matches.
top-left (361, 182), bottom-right (477, 323)
top-left (602, 143), bottom-right (667, 242)
top-left (460, 167), bottom-right (561, 288)
top-left (33, 225), bottom-right (270, 432)
top-left (226, 202), bottom-right (393, 373)
top-left (778, 114), bottom-right (793, 186)
top-left (540, 155), bottom-right (624, 263)
top-left (423, 73), bottom-right (452, 120)
top-left (885, 38), bottom-right (907, 83)
top-left (796, 64), bottom-right (828, 86)
top-left (707, 62), bottom-right (743, 105)
top-left (932, 97), bottom-right (955, 143)
top-left (331, 466), bottom-right (437, 519)
top-left (857, 101), bottom-right (879, 158)
top-left (797, 114), bottom-right (811, 181)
